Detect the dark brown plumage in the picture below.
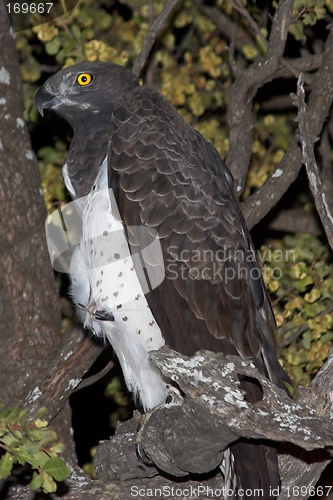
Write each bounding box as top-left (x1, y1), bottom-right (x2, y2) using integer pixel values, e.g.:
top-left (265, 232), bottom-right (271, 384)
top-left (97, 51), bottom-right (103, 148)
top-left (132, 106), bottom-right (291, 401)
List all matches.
top-left (36, 61), bottom-right (290, 499)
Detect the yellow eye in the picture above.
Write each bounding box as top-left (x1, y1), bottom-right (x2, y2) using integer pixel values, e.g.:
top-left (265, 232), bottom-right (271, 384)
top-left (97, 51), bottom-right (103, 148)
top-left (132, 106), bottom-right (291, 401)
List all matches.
top-left (77, 73), bottom-right (93, 86)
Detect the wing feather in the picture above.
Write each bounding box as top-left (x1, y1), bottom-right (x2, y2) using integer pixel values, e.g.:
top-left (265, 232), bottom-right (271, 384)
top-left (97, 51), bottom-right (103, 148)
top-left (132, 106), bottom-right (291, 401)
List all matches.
top-left (108, 85), bottom-right (289, 391)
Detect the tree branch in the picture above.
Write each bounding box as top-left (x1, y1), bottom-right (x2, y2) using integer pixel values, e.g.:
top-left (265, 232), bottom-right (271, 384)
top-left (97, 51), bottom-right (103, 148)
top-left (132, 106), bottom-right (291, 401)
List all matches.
top-left (242, 28), bottom-right (333, 229)
top-left (319, 123), bottom-right (333, 209)
top-left (228, 0), bottom-right (268, 49)
top-left (291, 73), bottom-right (333, 251)
top-left (226, 0), bottom-right (294, 193)
top-left (24, 327), bottom-right (103, 421)
top-left (132, 0), bottom-right (180, 78)
top-left (92, 347), bottom-right (333, 499)
top-left (268, 209), bottom-right (319, 235)
top-left (278, 348), bottom-right (333, 499)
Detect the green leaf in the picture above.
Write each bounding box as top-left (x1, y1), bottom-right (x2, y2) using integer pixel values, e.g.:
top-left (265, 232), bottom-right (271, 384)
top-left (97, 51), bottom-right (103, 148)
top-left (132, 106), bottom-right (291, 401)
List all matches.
top-left (289, 21), bottom-right (306, 41)
top-left (1, 434), bottom-right (19, 447)
top-left (303, 302), bottom-right (318, 318)
top-left (294, 276), bottom-right (313, 292)
top-left (43, 457), bottom-right (71, 482)
top-left (3, 406), bottom-right (20, 424)
top-left (41, 472), bottom-right (57, 493)
top-left (71, 25), bottom-right (82, 40)
top-left (34, 406), bottom-right (50, 419)
top-left (314, 6), bottom-right (326, 19)
top-left (302, 331), bottom-right (312, 350)
top-left (35, 418), bottom-right (48, 429)
top-left (30, 471), bottom-right (43, 491)
top-left (28, 450), bottom-right (51, 469)
top-left (14, 445), bottom-right (32, 465)
top-left (27, 429), bottom-right (42, 441)
top-left (303, 12), bottom-right (317, 26)
top-left (0, 453), bottom-right (14, 478)
top-left (18, 409), bottom-right (29, 421)
top-left (49, 441), bottom-right (65, 454)
top-left (242, 43), bottom-right (259, 60)
top-left (27, 428), bottom-right (57, 446)
top-left (45, 38), bottom-right (61, 56)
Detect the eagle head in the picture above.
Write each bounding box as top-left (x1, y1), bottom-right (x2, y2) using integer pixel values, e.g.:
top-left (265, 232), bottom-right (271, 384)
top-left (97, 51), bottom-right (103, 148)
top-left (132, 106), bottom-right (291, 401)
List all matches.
top-left (35, 62), bottom-right (139, 198)
top-left (35, 61), bottom-right (138, 127)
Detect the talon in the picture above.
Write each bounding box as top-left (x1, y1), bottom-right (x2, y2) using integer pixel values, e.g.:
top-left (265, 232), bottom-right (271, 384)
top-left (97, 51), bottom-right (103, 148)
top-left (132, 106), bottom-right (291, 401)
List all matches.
top-left (88, 302), bottom-right (114, 321)
top-left (165, 394), bottom-right (173, 404)
top-left (165, 386), bottom-right (184, 406)
top-left (135, 442), bottom-right (153, 466)
top-left (94, 309), bottom-right (115, 321)
top-left (135, 410), bottom-right (157, 467)
top-left (134, 386), bottom-right (182, 467)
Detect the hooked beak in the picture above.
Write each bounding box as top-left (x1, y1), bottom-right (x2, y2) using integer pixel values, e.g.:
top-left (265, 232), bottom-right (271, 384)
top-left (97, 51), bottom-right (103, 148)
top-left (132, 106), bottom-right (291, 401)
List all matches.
top-left (35, 86), bottom-right (61, 117)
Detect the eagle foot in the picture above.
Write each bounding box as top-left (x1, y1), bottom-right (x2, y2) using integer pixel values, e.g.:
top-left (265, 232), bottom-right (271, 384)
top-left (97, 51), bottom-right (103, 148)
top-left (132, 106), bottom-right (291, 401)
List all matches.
top-left (135, 386), bottom-right (184, 466)
top-left (88, 303), bottom-right (115, 321)
top-left (135, 409), bottom-right (158, 467)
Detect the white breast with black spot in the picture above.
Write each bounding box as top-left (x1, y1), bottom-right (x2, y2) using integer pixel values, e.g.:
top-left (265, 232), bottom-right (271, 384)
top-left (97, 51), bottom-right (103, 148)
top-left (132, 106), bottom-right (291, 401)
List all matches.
top-left (69, 158), bottom-right (168, 411)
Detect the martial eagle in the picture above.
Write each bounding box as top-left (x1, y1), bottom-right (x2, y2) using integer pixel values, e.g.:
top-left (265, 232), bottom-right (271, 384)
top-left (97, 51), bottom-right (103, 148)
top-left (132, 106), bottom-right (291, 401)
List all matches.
top-left (36, 62), bottom-right (289, 499)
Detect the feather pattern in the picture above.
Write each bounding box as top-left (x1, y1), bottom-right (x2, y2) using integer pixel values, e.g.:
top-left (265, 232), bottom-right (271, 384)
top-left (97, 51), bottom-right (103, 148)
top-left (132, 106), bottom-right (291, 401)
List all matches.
top-left (109, 86), bottom-right (287, 384)
top-left (35, 62), bottom-right (291, 500)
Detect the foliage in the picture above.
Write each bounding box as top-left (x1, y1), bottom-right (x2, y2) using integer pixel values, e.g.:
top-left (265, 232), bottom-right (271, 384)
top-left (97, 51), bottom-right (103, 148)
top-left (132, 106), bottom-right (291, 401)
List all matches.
top-left (261, 233), bottom-right (333, 387)
top-left (104, 376), bottom-right (132, 429)
top-left (0, 406), bottom-right (70, 493)
top-left (244, 111), bottom-right (294, 197)
top-left (287, 0), bottom-right (326, 41)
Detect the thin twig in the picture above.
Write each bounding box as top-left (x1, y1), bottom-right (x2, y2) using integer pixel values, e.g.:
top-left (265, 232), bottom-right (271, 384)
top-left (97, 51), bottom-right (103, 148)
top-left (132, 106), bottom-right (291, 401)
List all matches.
top-left (227, 0), bottom-right (268, 49)
top-left (319, 124), bottom-right (333, 208)
top-left (242, 29), bottom-right (333, 229)
top-left (55, 15), bottom-right (85, 59)
top-left (292, 73), bottom-right (333, 251)
top-left (132, 0), bottom-right (180, 78)
top-left (74, 360), bottom-right (114, 392)
top-left (279, 304), bottom-right (333, 349)
top-left (194, 0), bottom-right (253, 54)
